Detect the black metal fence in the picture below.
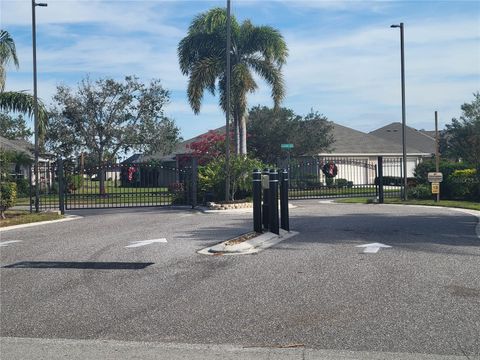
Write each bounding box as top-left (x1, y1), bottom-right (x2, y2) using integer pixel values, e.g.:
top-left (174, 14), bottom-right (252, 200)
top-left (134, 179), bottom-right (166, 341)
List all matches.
top-left (32, 159), bottom-right (198, 211)
top-left (279, 156), bottom-right (403, 200)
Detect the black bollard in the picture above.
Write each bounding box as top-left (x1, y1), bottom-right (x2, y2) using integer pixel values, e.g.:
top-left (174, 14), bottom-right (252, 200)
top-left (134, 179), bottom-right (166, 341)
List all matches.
top-left (280, 169), bottom-right (289, 231)
top-left (253, 169), bottom-right (262, 233)
top-left (262, 168), bottom-right (270, 230)
top-left (269, 169), bottom-right (279, 235)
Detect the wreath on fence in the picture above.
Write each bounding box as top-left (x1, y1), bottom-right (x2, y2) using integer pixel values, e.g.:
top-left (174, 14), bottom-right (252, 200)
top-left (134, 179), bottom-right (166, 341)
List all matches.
top-left (322, 162), bottom-right (338, 178)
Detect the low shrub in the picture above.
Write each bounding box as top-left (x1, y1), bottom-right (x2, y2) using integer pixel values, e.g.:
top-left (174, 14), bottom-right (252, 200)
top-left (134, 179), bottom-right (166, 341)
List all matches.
top-left (335, 178), bottom-right (352, 188)
top-left (448, 169), bottom-right (479, 200)
top-left (1, 182), bottom-right (17, 219)
top-left (66, 174), bottom-right (84, 191)
top-left (407, 184), bottom-right (432, 200)
top-left (15, 178), bottom-right (30, 197)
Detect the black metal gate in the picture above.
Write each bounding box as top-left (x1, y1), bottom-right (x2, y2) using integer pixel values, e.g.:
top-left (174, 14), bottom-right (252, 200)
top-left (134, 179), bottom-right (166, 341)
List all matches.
top-left (63, 162), bottom-right (193, 210)
top-left (282, 156), bottom-right (403, 200)
top-left (32, 159), bottom-right (197, 211)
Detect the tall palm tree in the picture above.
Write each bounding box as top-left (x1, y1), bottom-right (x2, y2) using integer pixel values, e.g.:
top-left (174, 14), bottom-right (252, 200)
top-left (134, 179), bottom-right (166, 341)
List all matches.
top-left (0, 29), bottom-right (48, 142)
top-left (178, 8), bottom-right (288, 155)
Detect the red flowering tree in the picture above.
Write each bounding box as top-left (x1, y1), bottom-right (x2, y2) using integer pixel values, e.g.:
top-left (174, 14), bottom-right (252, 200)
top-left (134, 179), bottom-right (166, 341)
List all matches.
top-left (186, 130), bottom-right (234, 165)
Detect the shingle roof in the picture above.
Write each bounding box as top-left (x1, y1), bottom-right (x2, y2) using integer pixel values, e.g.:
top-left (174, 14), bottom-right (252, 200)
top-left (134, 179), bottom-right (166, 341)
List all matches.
top-left (0, 136), bottom-right (34, 159)
top-left (321, 122), bottom-right (427, 155)
top-left (369, 122), bottom-right (436, 154)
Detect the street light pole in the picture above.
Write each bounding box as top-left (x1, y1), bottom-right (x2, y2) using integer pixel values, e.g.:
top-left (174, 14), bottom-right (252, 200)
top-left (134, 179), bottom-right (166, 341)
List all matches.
top-left (32, 0), bottom-right (47, 212)
top-left (391, 22), bottom-right (408, 200)
top-left (225, 0), bottom-right (231, 201)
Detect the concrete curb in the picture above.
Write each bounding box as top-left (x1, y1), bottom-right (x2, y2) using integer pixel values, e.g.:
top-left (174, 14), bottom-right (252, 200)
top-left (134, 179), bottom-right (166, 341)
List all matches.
top-left (0, 336), bottom-right (469, 360)
top-left (198, 229), bottom-right (299, 256)
top-left (197, 203), bottom-right (297, 214)
top-left (0, 215), bottom-right (82, 232)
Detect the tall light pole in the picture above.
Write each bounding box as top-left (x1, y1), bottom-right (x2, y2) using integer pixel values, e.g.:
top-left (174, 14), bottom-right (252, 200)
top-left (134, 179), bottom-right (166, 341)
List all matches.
top-left (225, 0), bottom-right (231, 201)
top-left (390, 22), bottom-right (408, 200)
top-left (32, 0), bottom-right (47, 212)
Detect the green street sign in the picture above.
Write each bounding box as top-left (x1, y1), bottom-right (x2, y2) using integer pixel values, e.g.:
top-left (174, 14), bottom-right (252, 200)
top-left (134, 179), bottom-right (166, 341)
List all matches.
top-left (281, 143), bottom-right (294, 149)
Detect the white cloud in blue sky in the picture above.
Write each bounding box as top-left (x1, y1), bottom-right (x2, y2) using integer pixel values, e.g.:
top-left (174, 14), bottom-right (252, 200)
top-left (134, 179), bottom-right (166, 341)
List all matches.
top-left (2, 0), bottom-right (479, 142)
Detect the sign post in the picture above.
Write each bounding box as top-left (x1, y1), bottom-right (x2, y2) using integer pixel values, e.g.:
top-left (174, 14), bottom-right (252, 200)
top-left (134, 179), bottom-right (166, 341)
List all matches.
top-left (427, 172), bottom-right (443, 198)
top-left (281, 144), bottom-right (293, 171)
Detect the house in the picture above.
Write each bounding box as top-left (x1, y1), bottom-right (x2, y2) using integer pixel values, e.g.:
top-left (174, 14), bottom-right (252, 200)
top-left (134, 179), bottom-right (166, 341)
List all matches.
top-left (0, 135), bottom-right (54, 187)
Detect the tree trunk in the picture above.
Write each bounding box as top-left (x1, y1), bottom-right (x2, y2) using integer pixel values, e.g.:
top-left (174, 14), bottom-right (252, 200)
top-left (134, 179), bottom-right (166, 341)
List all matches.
top-left (233, 112), bottom-right (240, 155)
top-left (98, 153), bottom-right (106, 196)
top-left (239, 112), bottom-right (247, 156)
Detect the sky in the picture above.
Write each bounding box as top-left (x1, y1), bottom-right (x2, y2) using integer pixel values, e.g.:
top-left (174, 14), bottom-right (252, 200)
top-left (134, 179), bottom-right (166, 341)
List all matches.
top-left (2, 0), bottom-right (480, 144)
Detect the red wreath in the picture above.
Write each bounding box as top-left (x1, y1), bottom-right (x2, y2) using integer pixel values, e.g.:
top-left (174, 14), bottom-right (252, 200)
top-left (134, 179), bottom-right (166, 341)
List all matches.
top-left (322, 161), bottom-right (338, 178)
top-left (127, 166), bottom-right (137, 182)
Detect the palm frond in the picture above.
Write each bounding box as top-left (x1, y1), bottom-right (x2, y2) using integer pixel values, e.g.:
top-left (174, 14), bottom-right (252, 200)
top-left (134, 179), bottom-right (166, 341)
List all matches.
top-left (187, 57), bottom-right (222, 114)
top-left (239, 24), bottom-right (288, 67)
top-left (0, 91), bottom-right (48, 141)
top-left (0, 30), bottom-right (19, 68)
top-left (246, 56), bottom-right (285, 107)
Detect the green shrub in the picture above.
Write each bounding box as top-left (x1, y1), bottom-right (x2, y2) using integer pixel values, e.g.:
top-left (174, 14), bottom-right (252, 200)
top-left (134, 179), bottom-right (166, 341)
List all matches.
top-left (414, 160), bottom-right (471, 199)
top-left (15, 178), bottom-right (30, 197)
top-left (1, 182), bottom-right (17, 218)
top-left (325, 177), bottom-right (334, 188)
top-left (66, 174), bottom-right (84, 191)
top-left (335, 178), bottom-right (352, 188)
top-left (448, 169), bottom-right (479, 200)
top-left (198, 155), bottom-right (267, 201)
top-left (407, 184), bottom-right (432, 200)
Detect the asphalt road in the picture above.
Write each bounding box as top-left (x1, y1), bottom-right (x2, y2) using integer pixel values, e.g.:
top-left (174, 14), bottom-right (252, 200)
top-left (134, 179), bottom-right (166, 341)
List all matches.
top-left (1, 202), bottom-right (479, 359)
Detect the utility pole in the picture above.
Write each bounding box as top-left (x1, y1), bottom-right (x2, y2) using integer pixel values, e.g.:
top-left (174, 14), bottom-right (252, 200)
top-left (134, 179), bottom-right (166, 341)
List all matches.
top-left (435, 111), bottom-right (440, 202)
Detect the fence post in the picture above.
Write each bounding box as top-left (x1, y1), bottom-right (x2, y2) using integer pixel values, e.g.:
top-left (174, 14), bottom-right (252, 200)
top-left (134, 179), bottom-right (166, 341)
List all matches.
top-left (58, 158), bottom-right (65, 214)
top-left (280, 169), bottom-right (290, 231)
top-left (377, 156), bottom-right (384, 204)
top-left (269, 169), bottom-right (279, 235)
top-left (191, 157), bottom-right (198, 209)
top-left (262, 168), bottom-right (270, 230)
top-left (253, 169), bottom-right (262, 233)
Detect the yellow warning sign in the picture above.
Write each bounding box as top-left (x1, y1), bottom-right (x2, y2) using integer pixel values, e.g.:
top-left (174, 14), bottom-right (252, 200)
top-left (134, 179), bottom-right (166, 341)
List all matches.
top-left (431, 182), bottom-right (440, 194)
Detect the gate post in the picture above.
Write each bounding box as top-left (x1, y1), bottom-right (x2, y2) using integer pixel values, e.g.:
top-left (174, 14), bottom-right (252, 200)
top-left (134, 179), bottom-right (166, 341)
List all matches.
top-left (58, 158), bottom-right (65, 214)
top-left (280, 169), bottom-right (290, 231)
top-left (377, 156), bottom-right (384, 204)
top-left (29, 166), bottom-right (33, 213)
top-left (252, 169), bottom-right (262, 233)
top-left (191, 157), bottom-right (198, 209)
top-left (269, 169), bottom-right (279, 235)
top-left (262, 168), bottom-right (270, 230)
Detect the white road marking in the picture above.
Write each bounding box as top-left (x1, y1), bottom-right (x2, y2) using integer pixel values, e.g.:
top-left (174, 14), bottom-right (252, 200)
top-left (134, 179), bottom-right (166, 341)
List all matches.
top-left (125, 239), bottom-right (167, 248)
top-left (356, 242), bottom-right (392, 254)
top-left (0, 240), bottom-right (23, 247)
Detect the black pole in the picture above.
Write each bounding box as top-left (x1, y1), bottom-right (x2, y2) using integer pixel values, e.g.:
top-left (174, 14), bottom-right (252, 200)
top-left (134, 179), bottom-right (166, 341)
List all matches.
top-left (191, 157), bottom-right (198, 209)
top-left (253, 169), bottom-right (262, 233)
top-left (377, 156), bottom-right (384, 204)
top-left (262, 168), bottom-right (269, 230)
top-left (58, 158), bottom-right (65, 214)
top-left (224, 0), bottom-right (231, 201)
top-left (280, 169), bottom-right (290, 231)
top-left (269, 169), bottom-right (279, 235)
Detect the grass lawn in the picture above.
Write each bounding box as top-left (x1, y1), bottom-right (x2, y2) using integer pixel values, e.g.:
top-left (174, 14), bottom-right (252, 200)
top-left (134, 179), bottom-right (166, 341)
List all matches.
top-left (0, 210), bottom-right (63, 228)
top-left (335, 197), bottom-right (480, 211)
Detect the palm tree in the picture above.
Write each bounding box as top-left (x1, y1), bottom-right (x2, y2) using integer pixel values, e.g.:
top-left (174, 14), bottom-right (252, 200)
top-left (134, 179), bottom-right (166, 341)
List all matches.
top-left (0, 29), bottom-right (48, 142)
top-left (0, 29), bottom-right (19, 92)
top-left (178, 8), bottom-right (288, 155)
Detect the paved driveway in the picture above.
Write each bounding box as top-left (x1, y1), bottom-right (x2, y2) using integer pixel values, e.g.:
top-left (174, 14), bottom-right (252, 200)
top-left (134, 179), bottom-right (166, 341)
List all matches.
top-left (1, 202), bottom-right (479, 359)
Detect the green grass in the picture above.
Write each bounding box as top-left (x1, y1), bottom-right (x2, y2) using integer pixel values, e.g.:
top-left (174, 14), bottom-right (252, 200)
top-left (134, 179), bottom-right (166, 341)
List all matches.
top-left (289, 187), bottom-right (399, 197)
top-left (0, 210), bottom-right (63, 227)
top-left (335, 197), bottom-right (480, 211)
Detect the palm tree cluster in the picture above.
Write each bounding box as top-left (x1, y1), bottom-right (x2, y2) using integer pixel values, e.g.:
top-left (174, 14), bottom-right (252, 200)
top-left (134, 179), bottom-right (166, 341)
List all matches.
top-left (178, 8), bottom-right (288, 155)
top-left (0, 29), bottom-right (48, 142)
